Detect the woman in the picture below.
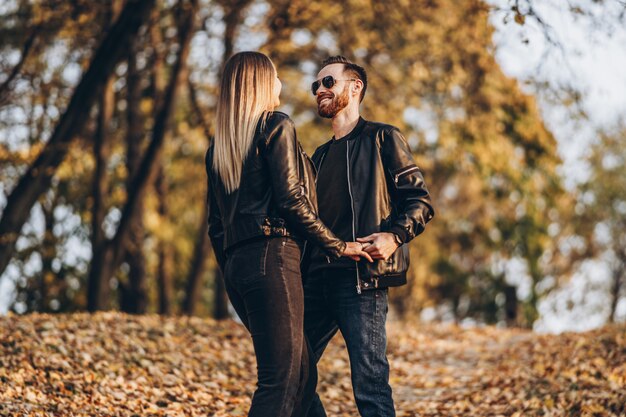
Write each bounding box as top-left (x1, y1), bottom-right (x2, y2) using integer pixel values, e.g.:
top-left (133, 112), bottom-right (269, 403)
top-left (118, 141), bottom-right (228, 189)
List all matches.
top-left (205, 51), bottom-right (369, 417)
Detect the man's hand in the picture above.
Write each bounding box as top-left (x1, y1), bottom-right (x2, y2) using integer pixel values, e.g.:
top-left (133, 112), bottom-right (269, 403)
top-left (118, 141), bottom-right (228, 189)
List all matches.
top-left (341, 241), bottom-right (374, 262)
top-left (357, 232), bottom-right (400, 261)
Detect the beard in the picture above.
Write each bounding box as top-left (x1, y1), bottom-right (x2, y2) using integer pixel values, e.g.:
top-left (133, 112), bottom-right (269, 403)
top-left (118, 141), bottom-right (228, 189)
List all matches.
top-left (317, 85), bottom-right (350, 118)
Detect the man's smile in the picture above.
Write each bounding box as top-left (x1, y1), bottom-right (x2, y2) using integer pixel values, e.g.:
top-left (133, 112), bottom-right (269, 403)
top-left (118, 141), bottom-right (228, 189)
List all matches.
top-left (317, 94), bottom-right (333, 105)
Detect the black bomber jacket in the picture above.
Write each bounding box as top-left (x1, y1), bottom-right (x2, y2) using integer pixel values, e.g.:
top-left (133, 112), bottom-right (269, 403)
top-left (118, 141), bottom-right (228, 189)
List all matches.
top-left (206, 111), bottom-right (346, 270)
top-left (309, 117), bottom-right (434, 292)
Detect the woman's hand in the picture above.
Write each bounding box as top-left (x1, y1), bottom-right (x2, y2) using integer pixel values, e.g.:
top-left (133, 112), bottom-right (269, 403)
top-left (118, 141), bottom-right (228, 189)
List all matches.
top-left (341, 241), bottom-right (374, 262)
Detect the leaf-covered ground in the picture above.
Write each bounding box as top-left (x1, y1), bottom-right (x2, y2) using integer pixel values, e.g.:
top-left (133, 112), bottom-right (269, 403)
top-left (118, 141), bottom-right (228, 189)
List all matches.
top-left (0, 313), bottom-right (624, 417)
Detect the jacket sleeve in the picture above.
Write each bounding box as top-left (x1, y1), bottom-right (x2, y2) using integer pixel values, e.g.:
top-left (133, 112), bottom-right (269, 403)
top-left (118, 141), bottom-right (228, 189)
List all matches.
top-left (381, 127), bottom-right (435, 244)
top-left (264, 117), bottom-right (347, 259)
top-left (205, 148), bottom-right (226, 271)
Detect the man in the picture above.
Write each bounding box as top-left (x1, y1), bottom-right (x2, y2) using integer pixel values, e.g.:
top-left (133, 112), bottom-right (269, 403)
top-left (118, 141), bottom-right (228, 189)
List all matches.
top-left (303, 56), bottom-right (434, 417)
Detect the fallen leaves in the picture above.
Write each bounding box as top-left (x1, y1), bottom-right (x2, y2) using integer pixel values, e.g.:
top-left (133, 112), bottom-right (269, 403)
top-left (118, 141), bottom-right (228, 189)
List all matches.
top-left (0, 312), bottom-right (623, 416)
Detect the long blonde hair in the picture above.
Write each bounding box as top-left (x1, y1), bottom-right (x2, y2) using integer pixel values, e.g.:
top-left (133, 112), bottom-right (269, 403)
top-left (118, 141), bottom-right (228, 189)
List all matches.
top-left (213, 51), bottom-right (277, 193)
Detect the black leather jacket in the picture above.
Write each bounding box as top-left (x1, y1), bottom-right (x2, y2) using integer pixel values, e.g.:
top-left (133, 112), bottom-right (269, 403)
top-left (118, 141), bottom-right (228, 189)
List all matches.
top-left (309, 117), bottom-right (434, 292)
top-left (206, 111), bottom-right (346, 270)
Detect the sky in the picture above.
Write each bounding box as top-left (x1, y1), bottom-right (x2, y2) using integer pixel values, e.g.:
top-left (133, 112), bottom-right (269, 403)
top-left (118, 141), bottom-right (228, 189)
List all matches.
top-left (488, 0), bottom-right (626, 188)
top-left (1, 0), bottom-right (626, 330)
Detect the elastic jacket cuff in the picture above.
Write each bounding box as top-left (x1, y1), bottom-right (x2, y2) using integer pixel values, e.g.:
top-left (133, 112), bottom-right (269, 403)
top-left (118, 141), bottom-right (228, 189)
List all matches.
top-left (389, 225), bottom-right (409, 245)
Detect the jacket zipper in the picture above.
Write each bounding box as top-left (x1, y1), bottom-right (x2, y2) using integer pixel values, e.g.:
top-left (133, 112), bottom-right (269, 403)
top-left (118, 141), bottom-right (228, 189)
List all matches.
top-left (345, 141), bottom-right (362, 294)
top-left (394, 166), bottom-right (420, 184)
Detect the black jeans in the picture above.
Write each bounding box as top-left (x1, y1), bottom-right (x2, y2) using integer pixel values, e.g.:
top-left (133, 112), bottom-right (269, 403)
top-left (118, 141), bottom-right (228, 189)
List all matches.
top-left (304, 269), bottom-right (394, 417)
top-left (224, 237), bottom-right (316, 417)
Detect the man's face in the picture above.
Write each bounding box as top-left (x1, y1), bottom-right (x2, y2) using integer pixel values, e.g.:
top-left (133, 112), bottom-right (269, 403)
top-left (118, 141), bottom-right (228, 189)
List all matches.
top-left (315, 64), bottom-right (352, 119)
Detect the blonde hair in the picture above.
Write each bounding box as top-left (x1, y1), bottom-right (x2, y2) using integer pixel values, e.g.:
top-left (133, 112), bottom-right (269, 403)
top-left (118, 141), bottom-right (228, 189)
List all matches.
top-left (213, 51), bottom-right (277, 193)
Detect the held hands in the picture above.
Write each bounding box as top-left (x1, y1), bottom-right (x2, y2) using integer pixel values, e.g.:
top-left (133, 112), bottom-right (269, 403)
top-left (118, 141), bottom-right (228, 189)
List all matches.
top-left (341, 232), bottom-right (400, 263)
top-left (341, 241), bottom-right (374, 263)
top-left (357, 232), bottom-right (400, 261)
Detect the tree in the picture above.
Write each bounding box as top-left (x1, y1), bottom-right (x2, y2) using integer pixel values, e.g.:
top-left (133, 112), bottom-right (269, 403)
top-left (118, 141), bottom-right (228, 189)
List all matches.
top-left (577, 126), bottom-right (626, 323)
top-left (0, 0), bottom-right (155, 279)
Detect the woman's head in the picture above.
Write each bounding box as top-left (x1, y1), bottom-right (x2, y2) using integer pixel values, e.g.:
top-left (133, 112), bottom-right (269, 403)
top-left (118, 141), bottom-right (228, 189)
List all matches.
top-left (213, 51), bottom-right (281, 193)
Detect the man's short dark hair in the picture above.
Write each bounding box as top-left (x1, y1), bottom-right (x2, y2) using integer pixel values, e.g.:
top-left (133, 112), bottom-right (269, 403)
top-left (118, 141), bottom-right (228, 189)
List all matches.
top-left (320, 55), bottom-right (368, 102)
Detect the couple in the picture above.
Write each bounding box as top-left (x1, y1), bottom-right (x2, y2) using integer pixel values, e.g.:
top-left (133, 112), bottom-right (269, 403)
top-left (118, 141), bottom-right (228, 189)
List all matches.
top-left (205, 51), bottom-right (434, 417)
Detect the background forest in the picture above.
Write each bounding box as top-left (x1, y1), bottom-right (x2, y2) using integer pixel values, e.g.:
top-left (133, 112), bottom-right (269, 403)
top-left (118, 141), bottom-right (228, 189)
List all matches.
top-left (1, 0), bottom-right (625, 331)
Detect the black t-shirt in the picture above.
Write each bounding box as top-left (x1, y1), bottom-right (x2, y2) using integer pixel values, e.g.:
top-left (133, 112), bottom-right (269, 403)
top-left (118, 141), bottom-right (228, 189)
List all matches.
top-left (308, 118), bottom-right (366, 274)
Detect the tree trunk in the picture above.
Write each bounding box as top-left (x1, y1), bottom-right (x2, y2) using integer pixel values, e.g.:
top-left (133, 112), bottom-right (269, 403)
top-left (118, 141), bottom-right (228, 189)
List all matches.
top-left (182, 213), bottom-right (210, 316)
top-left (147, 3), bottom-right (174, 316)
top-left (0, 0), bottom-right (155, 279)
top-left (504, 284), bottom-right (518, 327)
top-left (156, 167), bottom-right (174, 315)
top-left (119, 34), bottom-right (148, 315)
top-left (87, 0), bottom-right (123, 312)
top-left (218, 0), bottom-right (253, 65)
top-left (608, 256), bottom-right (625, 324)
top-left (180, 81), bottom-right (210, 316)
top-left (38, 195), bottom-right (56, 312)
top-left (86, 78), bottom-right (114, 311)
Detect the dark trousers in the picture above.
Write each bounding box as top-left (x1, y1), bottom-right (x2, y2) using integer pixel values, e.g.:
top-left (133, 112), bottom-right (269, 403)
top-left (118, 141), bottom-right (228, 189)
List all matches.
top-left (224, 237), bottom-right (317, 417)
top-left (304, 269), bottom-right (395, 417)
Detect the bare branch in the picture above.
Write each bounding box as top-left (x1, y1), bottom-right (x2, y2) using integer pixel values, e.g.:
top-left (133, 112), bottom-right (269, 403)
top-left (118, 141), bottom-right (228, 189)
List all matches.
top-left (0, 26), bottom-right (40, 106)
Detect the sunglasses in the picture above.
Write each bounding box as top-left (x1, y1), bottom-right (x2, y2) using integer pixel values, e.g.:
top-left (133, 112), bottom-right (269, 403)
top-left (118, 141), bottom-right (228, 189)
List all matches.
top-left (311, 76), bottom-right (357, 95)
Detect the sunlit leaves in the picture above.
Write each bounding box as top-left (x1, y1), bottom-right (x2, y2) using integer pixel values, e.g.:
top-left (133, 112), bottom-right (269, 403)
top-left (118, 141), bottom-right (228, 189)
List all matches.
top-left (0, 313), bottom-right (623, 416)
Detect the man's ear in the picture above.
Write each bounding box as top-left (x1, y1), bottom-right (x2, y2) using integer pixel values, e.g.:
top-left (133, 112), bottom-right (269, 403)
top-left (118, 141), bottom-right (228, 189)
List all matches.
top-left (352, 79), bottom-right (363, 97)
